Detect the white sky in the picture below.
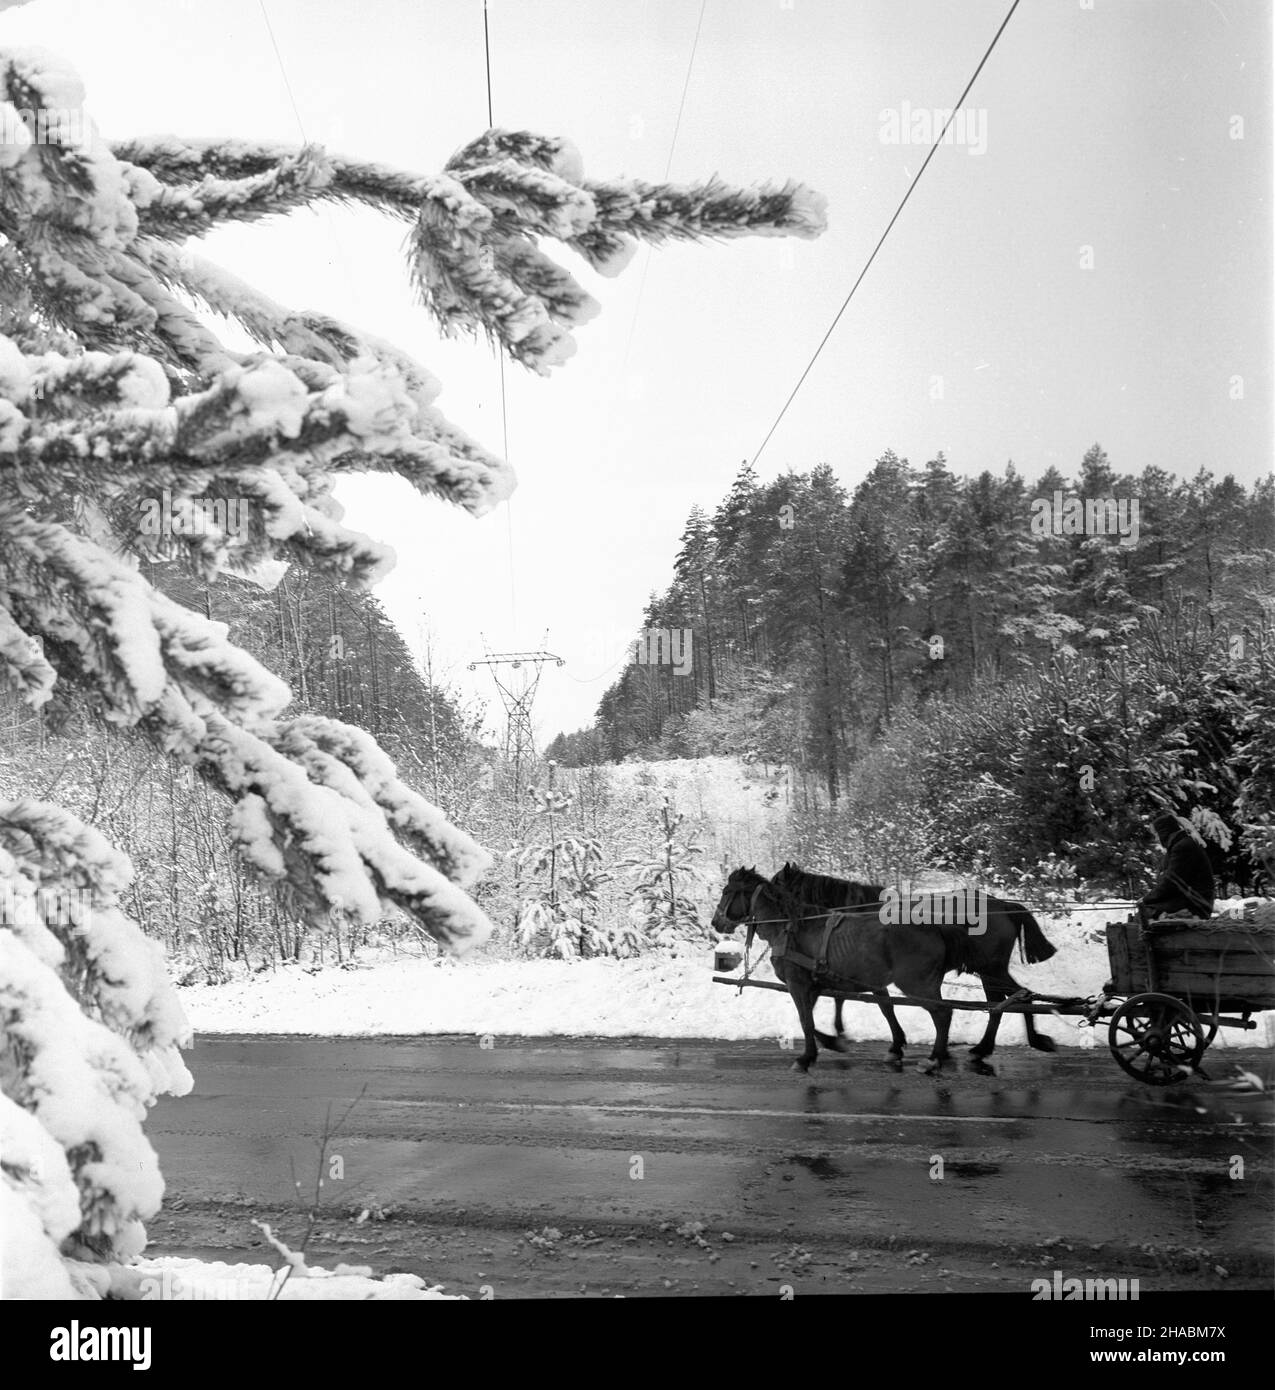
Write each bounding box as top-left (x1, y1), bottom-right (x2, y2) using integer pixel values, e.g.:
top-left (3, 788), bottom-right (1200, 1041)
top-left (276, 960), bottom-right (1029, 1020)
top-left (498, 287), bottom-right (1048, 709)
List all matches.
top-left (3, 0), bottom-right (1271, 741)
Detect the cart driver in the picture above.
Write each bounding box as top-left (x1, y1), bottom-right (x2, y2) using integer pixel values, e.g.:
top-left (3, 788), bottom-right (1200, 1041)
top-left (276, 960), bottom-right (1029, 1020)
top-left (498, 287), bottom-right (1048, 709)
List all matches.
top-left (1138, 811), bottom-right (1215, 924)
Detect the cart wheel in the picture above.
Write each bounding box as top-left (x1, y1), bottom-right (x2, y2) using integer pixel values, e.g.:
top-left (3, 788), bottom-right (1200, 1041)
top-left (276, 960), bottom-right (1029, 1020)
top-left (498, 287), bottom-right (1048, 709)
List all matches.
top-left (1108, 993), bottom-right (1205, 1085)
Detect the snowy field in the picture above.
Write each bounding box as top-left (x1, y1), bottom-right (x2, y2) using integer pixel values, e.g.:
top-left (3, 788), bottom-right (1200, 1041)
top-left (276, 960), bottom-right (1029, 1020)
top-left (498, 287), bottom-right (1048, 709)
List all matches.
top-left (179, 902), bottom-right (1274, 1052)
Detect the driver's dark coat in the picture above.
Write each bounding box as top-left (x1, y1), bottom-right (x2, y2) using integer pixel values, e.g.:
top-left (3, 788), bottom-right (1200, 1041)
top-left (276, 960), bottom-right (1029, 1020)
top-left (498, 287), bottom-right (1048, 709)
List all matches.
top-left (1141, 829), bottom-right (1215, 919)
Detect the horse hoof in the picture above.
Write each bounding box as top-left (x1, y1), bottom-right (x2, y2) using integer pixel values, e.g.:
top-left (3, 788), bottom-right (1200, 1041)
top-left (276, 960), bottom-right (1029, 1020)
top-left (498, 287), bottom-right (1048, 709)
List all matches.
top-left (1031, 1036), bottom-right (1058, 1053)
top-left (968, 1057), bottom-right (996, 1076)
top-left (791, 1060), bottom-right (812, 1074)
top-left (917, 1059), bottom-right (940, 1076)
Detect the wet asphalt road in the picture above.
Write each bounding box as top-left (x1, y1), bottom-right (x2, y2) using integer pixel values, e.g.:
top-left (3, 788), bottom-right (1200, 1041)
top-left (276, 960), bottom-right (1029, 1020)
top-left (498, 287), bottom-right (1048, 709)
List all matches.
top-left (145, 1035), bottom-right (1274, 1297)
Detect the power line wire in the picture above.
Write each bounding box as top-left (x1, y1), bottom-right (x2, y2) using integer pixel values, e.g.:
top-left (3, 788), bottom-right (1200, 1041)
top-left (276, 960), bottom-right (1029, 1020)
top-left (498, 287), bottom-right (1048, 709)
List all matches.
top-left (592, 6), bottom-right (709, 703)
top-left (748, 0), bottom-right (1021, 468)
top-left (257, 1), bottom-right (357, 300)
top-left (619, 0), bottom-right (708, 376)
top-left (563, 652), bottom-right (630, 684)
top-left (482, 0), bottom-right (495, 127)
top-left (663, 0), bottom-right (707, 182)
top-left (482, 0), bottom-right (518, 642)
top-left (257, 0), bottom-right (307, 138)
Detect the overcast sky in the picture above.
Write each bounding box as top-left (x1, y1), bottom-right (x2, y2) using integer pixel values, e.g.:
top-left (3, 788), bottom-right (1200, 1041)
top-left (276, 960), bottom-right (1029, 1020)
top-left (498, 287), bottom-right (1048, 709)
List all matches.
top-left (3, 0), bottom-right (1271, 740)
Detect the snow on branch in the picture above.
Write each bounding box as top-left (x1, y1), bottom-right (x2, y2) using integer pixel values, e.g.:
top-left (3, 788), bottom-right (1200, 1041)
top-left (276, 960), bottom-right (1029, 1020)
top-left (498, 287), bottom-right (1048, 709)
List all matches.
top-left (0, 514), bottom-right (492, 950)
top-left (0, 930), bottom-right (166, 1260)
top-left (203, 714), bottom-right (494, 952)
top-left (0, 799), bottom-right (195, 1271)
top-left (274, 715), bottom-right (493, 890)
top-left (0, 599), bottom-right (56, 704)
top-left (1, 1090), bottom-right (85, 1297)
top-left (0, 514), bottom-right (293, 726)
top-left (0, 800), bottom-right (193, 1067)
top-left (134, 146), bottom-right (335, 241)
top-left (1, 329), bottom-right (515, 529)
top-left (112, 126), bottom-right (826, 374)
top-left (420, 131), bottom-right (828, 372)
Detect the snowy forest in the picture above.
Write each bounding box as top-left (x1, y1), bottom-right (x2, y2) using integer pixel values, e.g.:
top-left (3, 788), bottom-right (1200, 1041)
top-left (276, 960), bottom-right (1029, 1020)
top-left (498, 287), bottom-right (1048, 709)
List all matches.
top-left (550, 452), bottom-right (1275, 897)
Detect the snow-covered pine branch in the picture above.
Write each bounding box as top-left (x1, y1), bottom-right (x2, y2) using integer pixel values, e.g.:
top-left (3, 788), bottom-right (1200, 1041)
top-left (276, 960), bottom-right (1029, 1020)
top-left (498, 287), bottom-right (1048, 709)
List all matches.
top-left (0, 516), bottom-right (492, 944)
top-left (110, 126), bottom-right (826, 373)
top-left (1, 336), bottom-right (514, 536)
top-left (213, 712), bottom-right (493, 946)
top-left (0, 799), bottom-right (193, 1293)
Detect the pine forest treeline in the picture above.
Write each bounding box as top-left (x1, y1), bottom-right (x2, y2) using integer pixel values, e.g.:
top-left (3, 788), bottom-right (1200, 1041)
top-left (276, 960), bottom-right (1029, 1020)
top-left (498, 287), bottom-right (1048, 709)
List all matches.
top-left (550, 448), bottom-right (1275, 893)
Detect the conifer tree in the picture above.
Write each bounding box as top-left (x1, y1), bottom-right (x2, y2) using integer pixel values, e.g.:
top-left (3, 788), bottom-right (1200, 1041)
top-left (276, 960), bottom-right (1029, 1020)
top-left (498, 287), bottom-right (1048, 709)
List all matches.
top-left (842, 450), bottom-right (921, 727)
top-left (672, 504), bottom-right (719, 704)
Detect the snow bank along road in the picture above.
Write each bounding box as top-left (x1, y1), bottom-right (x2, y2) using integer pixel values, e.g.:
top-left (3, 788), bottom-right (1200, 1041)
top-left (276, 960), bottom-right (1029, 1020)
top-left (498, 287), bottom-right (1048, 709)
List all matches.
top-left (147, 1036), bottom-right (1274, 1298)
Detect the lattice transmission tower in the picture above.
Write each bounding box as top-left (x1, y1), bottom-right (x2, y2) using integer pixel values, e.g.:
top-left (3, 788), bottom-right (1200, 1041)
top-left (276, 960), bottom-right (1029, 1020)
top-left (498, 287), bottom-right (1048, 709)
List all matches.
top-left (468, 637), bottom-right (563, 803)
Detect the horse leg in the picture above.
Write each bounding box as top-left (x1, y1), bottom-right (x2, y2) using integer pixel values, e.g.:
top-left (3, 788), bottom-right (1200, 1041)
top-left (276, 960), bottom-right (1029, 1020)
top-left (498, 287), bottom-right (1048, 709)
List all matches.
top-left (976, 969), bottom-right (1057, 1056)
top-left (1003, 970), bottom-right (1056, 1052)
top-left (818, 994), bottom-right (853, 1056)
top-left (895, 963), bottom-right (951, 1075)
top-left (808, 997), bottom-right (847, 1055)
top-left (969, 975), bottom-right (1005, 1072)
top-left (810, 985), bottom-right (845, 1054)
top-left (788, 977), bottom-right (820, 1074)
top-left (833, 997), bottom-right (848, 1044)
top-left (919, 1000), bottom-right (954, 1076)
top-left (874, 992), bottom-right (907, 1067)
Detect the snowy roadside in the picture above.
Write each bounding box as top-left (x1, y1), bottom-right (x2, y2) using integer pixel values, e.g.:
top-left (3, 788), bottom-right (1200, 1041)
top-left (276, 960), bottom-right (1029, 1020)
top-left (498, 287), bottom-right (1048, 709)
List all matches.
top-left (72, 1256), bottom-right (458, 1301)
top-left (178, 902), bottom-right (1273, 1050)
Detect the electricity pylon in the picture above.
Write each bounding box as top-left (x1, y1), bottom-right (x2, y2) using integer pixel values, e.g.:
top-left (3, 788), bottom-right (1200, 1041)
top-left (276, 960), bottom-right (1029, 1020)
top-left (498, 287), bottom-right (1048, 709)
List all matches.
top-left (468, 638), bottom-right (563, 805)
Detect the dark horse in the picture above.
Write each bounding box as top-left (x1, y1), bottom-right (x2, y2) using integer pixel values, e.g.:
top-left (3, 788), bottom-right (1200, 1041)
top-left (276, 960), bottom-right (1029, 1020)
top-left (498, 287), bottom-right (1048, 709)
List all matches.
top-left (770, 865), bottom-right (888, 1056)
top-left (711, 866), bottom-right (964, 1074)
top-left (773, 862), bottom-right (1058, 1071)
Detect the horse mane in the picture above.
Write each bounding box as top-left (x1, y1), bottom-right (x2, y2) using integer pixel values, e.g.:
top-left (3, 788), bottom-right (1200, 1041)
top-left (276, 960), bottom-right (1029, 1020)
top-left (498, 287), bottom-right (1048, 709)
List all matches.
top-left (731, 865), bottom-right (811, 924)
top-left (776, 862), bottom-right (885, 909)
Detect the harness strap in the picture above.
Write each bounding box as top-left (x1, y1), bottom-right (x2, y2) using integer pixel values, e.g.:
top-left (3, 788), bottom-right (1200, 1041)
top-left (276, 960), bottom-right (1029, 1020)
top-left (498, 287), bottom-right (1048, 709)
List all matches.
top-left (738, 888), bottom-right (762, 986)
top-left (739, 886), bottom-right (845, 979)
top-left (771, 913), bottom-right (842, 977)
top-left (815, 913), bottom-right (839, 975)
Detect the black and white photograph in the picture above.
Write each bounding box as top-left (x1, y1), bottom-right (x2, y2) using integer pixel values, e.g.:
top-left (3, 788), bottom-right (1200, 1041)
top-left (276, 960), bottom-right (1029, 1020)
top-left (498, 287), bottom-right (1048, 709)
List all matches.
top-left (0, 0), bottom-right (1271, 1362)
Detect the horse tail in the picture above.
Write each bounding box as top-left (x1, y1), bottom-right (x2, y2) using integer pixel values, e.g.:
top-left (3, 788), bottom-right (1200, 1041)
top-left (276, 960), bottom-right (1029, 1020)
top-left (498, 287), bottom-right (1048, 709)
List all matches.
top-left (1010, 902), bottom-right (1056, 964)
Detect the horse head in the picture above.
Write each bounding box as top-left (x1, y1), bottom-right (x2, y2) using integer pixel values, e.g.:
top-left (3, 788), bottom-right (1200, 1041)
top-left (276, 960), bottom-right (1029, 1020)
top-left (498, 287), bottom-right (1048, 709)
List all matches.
top-left (711, 866), bottom-right (766, 933)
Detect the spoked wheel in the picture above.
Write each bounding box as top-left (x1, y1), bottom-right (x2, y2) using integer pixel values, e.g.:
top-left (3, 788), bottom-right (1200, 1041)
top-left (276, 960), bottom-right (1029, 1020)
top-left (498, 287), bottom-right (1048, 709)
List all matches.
top-left (1108, 993), bottom-right (1205, 1085)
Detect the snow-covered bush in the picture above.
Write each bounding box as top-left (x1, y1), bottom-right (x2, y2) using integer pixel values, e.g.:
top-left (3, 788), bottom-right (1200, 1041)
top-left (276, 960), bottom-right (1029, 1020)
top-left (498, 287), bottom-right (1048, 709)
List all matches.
top-left (514, 773), bottom-right (614, 958)
top-left (619, 794), bottom-right (711, 954)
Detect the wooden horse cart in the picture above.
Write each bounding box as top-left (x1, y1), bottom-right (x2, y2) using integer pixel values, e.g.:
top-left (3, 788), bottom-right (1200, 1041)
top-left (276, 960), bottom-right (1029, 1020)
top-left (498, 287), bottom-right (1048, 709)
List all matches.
top-left (1093, 912), bottom-right (1275, 1083)
top-left (713, 909), bottom-right (1275, 1084)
